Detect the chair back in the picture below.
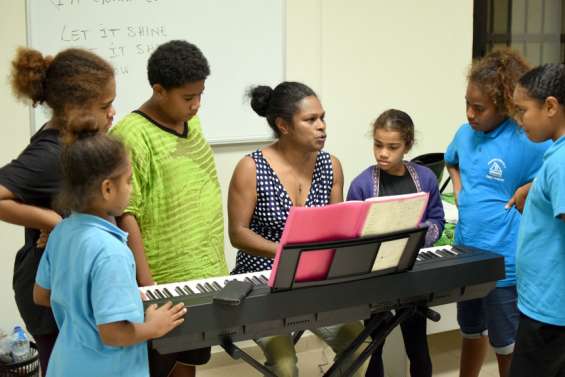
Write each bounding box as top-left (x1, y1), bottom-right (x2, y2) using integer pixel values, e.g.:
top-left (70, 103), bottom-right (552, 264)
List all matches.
top-left (410, 152), bottom-right (445, 184)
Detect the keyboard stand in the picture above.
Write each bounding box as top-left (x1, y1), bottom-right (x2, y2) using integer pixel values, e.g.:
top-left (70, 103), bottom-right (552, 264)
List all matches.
top-left (220, 303), bottom-right (440, 377)
top-left (221, 340), bottom-right (276, 376)
top-left (325, 305), bottom-right (441, 377)
top-left (219, 226), bottom-right (429, 376)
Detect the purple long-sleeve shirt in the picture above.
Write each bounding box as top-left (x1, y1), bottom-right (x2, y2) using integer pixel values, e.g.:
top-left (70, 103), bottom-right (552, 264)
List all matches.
top-left (346, 162), bottom-right (445, 247)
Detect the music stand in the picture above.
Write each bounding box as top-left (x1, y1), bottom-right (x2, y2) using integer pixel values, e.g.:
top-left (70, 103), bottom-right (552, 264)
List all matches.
top-left (271, 226), bottom-right (428, 291)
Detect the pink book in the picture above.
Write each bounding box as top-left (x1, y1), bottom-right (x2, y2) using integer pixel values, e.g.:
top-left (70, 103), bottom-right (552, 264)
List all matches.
top-left (268, 192), bottom-right (429, 287)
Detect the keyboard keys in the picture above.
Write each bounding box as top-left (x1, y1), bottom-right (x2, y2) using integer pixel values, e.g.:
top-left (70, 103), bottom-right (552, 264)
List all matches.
top-left (196, 283), bottom-right (207, 293)
top-left (416, 246), bottom-right (460, 263)
top-left (175, 286), bottom-right (186, 296)
top-left (252, 276), bottom-right (263, 285)
top-left (146, 290), bottom-right (156, 300)
top-left (140, 270), bottom-right (272, 301)
top-left (184, 285), bottom-right (195, 295)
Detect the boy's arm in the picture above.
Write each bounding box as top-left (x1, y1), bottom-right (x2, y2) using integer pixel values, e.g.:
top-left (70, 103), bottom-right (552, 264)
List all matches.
top-left (117, 214), bottom-right (155, 287)
top-left (33, 284), bottom-right (51, 307)
top-left (98, 302), bottom-right (186, 347)
top-left (112, 127), bottom-right (153, 285)
top-left (446, 165), bottom-right (462, 206)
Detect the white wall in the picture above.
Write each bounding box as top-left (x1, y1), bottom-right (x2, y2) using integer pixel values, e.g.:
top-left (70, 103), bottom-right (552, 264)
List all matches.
top-left (0, 1), bottom-right (472, 332)
top-left (320, 2), bottom-right (473, 181)
top-left (0, 1), bottom-right (32, 333)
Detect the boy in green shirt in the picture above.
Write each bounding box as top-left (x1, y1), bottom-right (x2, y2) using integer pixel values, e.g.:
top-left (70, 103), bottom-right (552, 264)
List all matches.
top-left (111, 40), bottom-right (228, 377)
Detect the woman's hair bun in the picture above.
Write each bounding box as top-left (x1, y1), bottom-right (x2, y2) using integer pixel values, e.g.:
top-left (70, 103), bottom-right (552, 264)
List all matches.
top-left (248, 85), bottom-right (273, 117)
top-left (61, 112), bottom-right (101, 145)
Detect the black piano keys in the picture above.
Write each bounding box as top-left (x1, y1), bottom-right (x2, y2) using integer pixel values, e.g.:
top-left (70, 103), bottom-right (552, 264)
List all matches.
top-left (416, 245), bottom-right (466, 262)
top-left (142, 272), bottom-right (271, 301)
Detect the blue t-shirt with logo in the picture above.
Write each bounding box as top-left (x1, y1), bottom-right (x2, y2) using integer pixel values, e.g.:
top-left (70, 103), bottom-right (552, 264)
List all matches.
top-left (445, 118), bottom-right (550, 287)
top-left (36, 213), bottom-right (148, 377)
top-left (516, 135), bottom-right (565, 325)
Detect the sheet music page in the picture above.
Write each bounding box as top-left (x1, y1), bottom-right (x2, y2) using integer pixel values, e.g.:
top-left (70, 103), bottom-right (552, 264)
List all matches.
top-left (361, 193), bottom-right (428, 237)
top-left (372, 239), bottom-right (408, 271)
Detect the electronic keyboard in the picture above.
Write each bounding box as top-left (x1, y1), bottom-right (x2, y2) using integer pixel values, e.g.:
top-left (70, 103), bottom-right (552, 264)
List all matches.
top-left (141, 245), bottom-right (504, 354)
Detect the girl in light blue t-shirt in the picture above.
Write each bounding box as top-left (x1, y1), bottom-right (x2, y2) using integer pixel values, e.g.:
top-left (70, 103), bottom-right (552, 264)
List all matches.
top-left (34, 114), bottom-right (186, 377)
top-left (510, 63), bottom-right (565, 377)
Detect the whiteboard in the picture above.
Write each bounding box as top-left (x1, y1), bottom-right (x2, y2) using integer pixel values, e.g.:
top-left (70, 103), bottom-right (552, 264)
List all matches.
top-left (26, 0), bottom-right (285, 144)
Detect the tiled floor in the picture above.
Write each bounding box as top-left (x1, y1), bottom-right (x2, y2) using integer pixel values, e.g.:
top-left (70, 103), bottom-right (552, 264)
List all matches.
top-left (198, 330), bottom-right (501, 377)
top-left (429, 330), bottom-right (499, 377)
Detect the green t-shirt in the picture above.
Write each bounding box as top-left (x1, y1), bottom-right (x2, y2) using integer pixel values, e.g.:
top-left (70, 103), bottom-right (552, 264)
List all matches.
top-left (110, 111), bottom-right (228, 283)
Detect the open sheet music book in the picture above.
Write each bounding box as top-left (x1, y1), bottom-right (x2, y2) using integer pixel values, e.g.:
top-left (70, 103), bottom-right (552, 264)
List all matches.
top-left (268, 192), bottom-right (429, 287)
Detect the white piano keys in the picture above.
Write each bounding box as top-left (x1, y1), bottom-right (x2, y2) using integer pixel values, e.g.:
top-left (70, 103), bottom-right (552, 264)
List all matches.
top-left (140, 270), bottom-right (272, 301)
top-left (416, 245), bottom-right (463, 262)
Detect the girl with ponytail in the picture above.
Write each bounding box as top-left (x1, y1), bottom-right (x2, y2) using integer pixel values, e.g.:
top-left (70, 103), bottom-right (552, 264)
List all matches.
top-left (33, 113), bottom-right (186, 377)
top-left (0, 47), bottom-right (115, 373)
top-left (509, 64), bottom-right (565, 377)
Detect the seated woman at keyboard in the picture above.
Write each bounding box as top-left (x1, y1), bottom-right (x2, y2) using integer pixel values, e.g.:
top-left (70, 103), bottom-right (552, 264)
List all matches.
top-left (228, 81), bottom-right (366, 377)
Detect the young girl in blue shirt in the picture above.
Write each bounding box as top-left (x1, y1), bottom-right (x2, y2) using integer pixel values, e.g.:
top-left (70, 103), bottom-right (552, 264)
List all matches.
top-left (445, 49), bottom-right (550, 377)
top-left (33, 114), bottom-right (187, 377)
top-left (510, 64), bottom-right (565, 377)
top-left (347, 109), bottom-right (445, 377)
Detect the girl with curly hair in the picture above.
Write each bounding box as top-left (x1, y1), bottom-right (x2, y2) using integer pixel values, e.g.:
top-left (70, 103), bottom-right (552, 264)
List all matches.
top-left (0, 47), bottom-right (115, 374)
top-left (445, 49), bottom-right (552, 377)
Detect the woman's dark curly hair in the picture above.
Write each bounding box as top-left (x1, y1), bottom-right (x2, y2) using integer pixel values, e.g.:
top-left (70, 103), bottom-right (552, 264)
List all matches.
top-left (147, 40), bottom-right (210, 89)
top-left (468, 48), bottom-right (531, 118)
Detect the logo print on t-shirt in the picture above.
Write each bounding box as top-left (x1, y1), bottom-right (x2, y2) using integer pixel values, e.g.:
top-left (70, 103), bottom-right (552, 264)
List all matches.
top-left (487, 158), bottom-right (506, 182)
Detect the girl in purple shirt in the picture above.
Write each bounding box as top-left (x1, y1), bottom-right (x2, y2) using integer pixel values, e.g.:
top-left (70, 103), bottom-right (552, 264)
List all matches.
top-left (347, 109), bottom-right (445, 377)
